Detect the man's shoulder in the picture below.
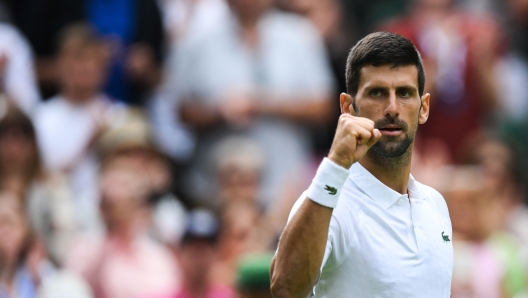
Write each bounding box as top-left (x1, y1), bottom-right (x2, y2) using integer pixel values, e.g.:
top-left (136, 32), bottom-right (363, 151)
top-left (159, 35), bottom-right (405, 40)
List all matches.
top-left (415, 180), bottom-right (450, 219)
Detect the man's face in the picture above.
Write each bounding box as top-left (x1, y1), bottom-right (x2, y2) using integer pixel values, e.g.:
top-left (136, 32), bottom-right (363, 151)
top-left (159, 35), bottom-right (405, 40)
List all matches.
top-left (349, 64), bottom-right (429, 157)
top-left (58, 43), bottom-right (109, 99)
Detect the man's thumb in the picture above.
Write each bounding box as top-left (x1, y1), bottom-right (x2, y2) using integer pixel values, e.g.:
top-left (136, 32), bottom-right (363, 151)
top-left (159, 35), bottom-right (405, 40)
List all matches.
top-left (366, 129), bottom-right (382, 148)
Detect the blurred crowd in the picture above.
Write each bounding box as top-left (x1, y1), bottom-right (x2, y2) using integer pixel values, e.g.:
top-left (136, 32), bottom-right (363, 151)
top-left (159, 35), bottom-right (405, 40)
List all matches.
top-left (0, 0), bottom-right (527, 297)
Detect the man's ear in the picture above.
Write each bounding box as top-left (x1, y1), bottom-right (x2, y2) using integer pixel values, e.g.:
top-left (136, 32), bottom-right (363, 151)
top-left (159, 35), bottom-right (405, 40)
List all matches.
top-left (340, 93), bottom-right (355, 115)
top-left (419, 93), bottom-right (430, 124)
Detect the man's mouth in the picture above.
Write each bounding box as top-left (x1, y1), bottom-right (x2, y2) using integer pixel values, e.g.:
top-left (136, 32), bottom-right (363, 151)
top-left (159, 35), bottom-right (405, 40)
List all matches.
top-left (378, 126), bottom-right (403, 136)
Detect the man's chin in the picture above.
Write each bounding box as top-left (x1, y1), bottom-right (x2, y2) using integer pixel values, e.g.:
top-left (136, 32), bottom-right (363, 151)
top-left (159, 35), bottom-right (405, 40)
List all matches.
top-left (370, 141), bottom-right (411, 158)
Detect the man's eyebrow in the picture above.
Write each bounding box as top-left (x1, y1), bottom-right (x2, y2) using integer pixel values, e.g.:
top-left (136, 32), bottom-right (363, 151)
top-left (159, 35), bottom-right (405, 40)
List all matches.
top-left (363, 85), bottom-right (389, 92)
top-left (396, 85), bottom-right (418, 92)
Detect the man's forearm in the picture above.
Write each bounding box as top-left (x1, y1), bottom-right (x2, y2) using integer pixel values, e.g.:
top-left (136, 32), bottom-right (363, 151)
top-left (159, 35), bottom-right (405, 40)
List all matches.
top-left (270, 198), bottom-right (333, 298)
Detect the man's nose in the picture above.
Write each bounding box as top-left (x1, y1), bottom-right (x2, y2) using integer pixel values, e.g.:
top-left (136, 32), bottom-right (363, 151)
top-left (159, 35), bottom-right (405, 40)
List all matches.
top-left (384, 92), bottom-right (399, 118)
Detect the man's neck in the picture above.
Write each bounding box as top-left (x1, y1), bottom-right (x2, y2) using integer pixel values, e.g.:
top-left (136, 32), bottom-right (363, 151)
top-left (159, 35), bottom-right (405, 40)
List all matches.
top-left (359, 148), bottom-right (412, 195)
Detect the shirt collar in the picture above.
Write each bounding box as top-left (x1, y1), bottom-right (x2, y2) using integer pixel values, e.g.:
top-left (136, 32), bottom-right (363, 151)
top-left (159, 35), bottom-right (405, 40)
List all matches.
top-left (349, 162), bottom-right (426, 209)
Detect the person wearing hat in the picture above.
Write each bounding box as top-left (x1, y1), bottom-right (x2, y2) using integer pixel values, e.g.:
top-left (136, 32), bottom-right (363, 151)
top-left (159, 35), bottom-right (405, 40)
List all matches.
top-left (171, 209), bottom-right (234, 298)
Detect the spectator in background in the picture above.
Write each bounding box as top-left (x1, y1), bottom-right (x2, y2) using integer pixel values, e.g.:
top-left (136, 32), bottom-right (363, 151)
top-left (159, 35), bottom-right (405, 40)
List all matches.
top-left (0, 0), bottom-right (84, 98)
top-left (66, 157), bottom-right (180, 298)
top-left (211, 137), bottom-right (265, 206)
top-left (176, 0), bottom-right (335, 213)
top-left (462, 135), bottom-right (528, 269)
top-left (86, 0), bottom-right (165, 106)
top-left (380, 0), bottom-right (504, 162)
top-left (1, 0), bottom-right (164, 105)
top-left (33, 23), bottom-right (123, 231)
top-left (277, 0), bottom-right (358, 156)
top-left (164, 209), bottom-right (234, 298)
top-left (0, 101), bottom-right (76, 267)
top-left (210, 200), bottom-right (271, 288)
top-left (439, 166), bottom-right (527, 298)
top-left (0, 191), bottom-right (37, 298)
top-left (0, 23), bottom-right (40, 115)
top-left (0, 191), bottom-right (92, 298)
top-left (156, 0), bottom-right (229, 46)
top-left (96, 109), bottom-right (187, 246)
top-left (338, 0), bottom-right (408, 37)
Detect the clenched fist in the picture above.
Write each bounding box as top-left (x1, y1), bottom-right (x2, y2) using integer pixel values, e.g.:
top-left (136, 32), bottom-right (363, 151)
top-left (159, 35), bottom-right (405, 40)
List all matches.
top-left (328, 113), bottom-right (382, 169)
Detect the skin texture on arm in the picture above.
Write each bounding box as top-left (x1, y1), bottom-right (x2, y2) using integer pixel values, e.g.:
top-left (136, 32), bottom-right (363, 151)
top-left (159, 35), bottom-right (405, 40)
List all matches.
top-left (270, 94), bottom-right (381, 298)
top-left (270, 199), bottom-right (334, 298)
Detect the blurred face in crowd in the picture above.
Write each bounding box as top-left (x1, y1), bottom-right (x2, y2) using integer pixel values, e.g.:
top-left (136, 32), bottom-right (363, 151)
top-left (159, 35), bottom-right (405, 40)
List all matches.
top-left (227, 0), bottom-right (272, 22)
top-left (346, 65), bottom-right (429, 158)
top-left (0, 123), bottom-right (37, 173)
top-left (441, 168), bottom-right (500, 241)
top-left (179, 238), bottom-right (217, 282)
top-left (473, 140), bottom-right (512, 191)
top-left (99, 167), bottom-right (148, 233)
top-left (103, 150), bottom-right (171, 194)
top-left (218, 164), bottom-right (260, 202)
top-left (57, 40), bottom-right (110, 102)
top-left (220, 202), bottom-right (261, 257)
top-left (0, 193), bottom-right (29, 266)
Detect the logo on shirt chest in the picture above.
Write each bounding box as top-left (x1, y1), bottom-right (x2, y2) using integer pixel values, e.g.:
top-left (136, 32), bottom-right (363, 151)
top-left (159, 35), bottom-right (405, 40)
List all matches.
top-left (441, 231), bottom-right (451, 242)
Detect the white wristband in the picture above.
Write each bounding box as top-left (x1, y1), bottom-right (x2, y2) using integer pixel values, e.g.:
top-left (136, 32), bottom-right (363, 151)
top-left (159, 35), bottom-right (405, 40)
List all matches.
top-left (306, 158), bottom-right (350, 208)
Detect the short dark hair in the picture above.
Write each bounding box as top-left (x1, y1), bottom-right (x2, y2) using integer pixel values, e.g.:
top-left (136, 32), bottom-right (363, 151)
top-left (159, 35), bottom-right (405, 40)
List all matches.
top-left (345, 32), bottom-right (425, 97)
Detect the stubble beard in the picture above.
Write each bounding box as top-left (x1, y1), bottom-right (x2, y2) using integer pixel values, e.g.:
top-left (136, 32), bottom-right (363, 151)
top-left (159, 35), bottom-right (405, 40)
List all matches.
top-left (368, 116), bottom-right (417, 171)
top-left (368, 134), bottom-right (414, 171)
top-left (353, 102), bottom-right (420, 171)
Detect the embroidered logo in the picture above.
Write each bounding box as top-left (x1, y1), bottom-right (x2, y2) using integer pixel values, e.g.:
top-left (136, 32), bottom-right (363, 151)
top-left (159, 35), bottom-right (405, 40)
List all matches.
top-left (324, 185), bottom-right (337, 195)
top-left (442, 231), bottom-right (451, 242)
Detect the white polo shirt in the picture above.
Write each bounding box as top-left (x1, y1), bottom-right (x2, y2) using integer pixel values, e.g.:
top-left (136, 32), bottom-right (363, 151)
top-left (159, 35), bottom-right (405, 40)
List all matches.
top-left (289, 162), bottom-right (453, 297)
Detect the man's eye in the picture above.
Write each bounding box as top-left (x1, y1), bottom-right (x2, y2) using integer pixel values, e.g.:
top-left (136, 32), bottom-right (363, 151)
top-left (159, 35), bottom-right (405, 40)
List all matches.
top-left (371, 89), bottom-right (383, 97)
top-left (399, 90), bottom-right (411, 97)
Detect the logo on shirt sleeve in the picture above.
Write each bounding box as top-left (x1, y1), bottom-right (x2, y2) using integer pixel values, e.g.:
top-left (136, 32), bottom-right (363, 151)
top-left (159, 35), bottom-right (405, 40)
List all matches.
top-left (324, 185), bottom-right (337, 195)
top-left (441, 231), bottom-right (451, 242)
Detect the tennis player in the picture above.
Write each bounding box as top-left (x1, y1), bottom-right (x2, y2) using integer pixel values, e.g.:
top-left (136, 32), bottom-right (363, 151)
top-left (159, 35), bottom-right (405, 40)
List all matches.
top-left (270, 32), bottom-right (453, 297)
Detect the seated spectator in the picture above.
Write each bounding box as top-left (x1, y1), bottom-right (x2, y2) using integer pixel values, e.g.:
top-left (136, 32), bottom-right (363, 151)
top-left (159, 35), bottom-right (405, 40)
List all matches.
top-left (33, 23), bottom-right (124, 231)
top-left (438, 166), bottom-right (527, 298)
top-left (210, 200), bottom-right (272, 287)
top-left (211, 137), bottom-right (265, 206)
top-left (0, 191), bottom-right (37, 298)
top-left (0, 23), bottom-right (41, 115)
top-left (97, 109), bottom-right (187, 246)
top-left (175, 0), bottom-right (335, 212)
top-left (210, 137), bottom-right (277, 248)
top-left (167, 209), bottom-right (234, 298)
top-left (380, 0), bottom-right (504, 162)
top-left (0, 190), bottom-right (93, 298)
top-left (85, 0), bottom-right (165, 105)
top-left (0, 101), bottom-right (76, 266)
top-left (66, 159), bottom-right (180, 298)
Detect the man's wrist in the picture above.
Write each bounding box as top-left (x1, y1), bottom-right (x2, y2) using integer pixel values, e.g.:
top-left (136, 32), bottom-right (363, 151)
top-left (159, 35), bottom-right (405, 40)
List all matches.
top-left (327, 152), bottom-right (355, 170)
top-left (306, 158), bottom-right (350, 209)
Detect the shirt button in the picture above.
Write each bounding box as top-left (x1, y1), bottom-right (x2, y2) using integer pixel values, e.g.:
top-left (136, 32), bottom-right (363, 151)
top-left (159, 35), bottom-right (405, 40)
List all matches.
top-left (397, 199), bottom-right (404, 205)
